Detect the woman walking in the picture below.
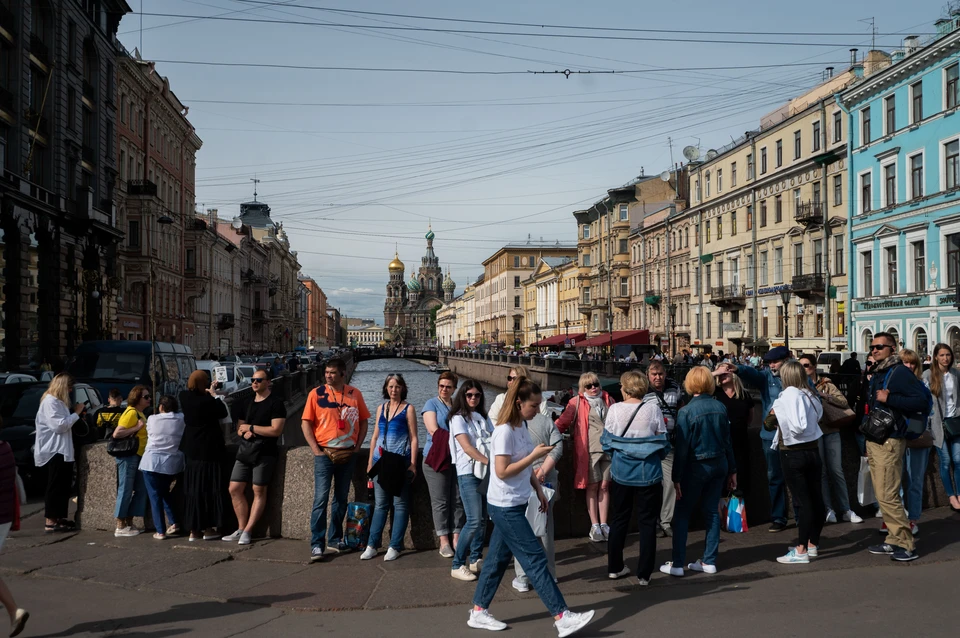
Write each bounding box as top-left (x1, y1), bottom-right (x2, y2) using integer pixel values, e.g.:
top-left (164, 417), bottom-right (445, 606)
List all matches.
top-left (448, 381), bottom-right (493, 582)
top-left (0, 420), bottom-right (29, 637)
top-left (362, 374), bottom-right (418, 561)
top-left (112, 386), bottom-right (151, 537)
top-left (422, 371), bottom-right (464, 558)
top-left (712, 367), bottom-right (753, 500)
top-left (899, 350), bottom-right (929, 532)
top-left (660, 367), bottom-right (736, 577)
top-left (34, 373), bottom-right (84, 533)
top-left (179, 370), bottom-right (230, 541)
top-left (772, 361), bottom-right (825, 564)
top-left (923, 343), bottom-right (960, 513)
top-left (141, 395), bottom-right (186, 540)
top-left (603, 371), bottom-right (670, 586)
top-left (468, 377), bottom-right (594, 637)
top-left (555, 372), bottom-right (616, 542)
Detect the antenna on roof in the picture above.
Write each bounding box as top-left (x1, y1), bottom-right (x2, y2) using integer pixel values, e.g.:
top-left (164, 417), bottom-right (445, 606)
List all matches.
top-left (251, 176), bottom-right (260, 202)
top-left (682, 145), bottom-right (700, 161)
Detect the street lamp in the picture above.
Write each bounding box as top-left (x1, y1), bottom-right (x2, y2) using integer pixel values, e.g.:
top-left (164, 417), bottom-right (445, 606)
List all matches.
top-left (669, 304), bottom-right (677, 355)
top-left (780, 289), bottom-right (791, 352)
top-left (534, 322), bottom-right (540, 353)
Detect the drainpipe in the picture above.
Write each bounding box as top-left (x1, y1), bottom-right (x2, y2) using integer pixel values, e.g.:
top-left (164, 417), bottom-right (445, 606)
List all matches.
top-left (695, 165), bottom-right (704, 344)
top-left (666, 214), bottom-right (672, 353)
top-left (837, 94), bottom-right (855, 347)
top-left (749, 134), bottom-right (759, 345)
top-left (820, 99), bottom-right (832, 354)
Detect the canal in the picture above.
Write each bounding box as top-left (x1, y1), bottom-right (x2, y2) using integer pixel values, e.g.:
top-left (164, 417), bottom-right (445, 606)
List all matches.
top-left (349, 358), bottom-right (504, 445)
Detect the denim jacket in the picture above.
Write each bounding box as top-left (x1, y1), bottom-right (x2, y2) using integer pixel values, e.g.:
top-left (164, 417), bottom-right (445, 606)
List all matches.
top-left (672, 395), bottom-right (736, 483)
top-left (600, 430), bottom-right (670, 487)
top-left (735, 365), bottom-right (781, 441)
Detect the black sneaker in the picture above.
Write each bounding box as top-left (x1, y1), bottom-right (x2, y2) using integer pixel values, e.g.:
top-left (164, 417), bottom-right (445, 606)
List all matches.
top-left (768, 521), bottom-right (787, 533)
top-left (892, 548), bottom-right (919, 562)
top-left (868, 543), bottom-right (896, 555)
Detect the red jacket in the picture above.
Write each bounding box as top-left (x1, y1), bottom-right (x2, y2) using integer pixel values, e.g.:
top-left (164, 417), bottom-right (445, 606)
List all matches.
top-left (554, 392), bottom-right (615, 489)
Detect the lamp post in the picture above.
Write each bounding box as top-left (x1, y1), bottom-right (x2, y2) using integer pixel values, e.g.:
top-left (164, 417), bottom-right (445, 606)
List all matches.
top-left (534, 322), bottom-right (540, 354)
top-left (780, 289), bottom-right (791, 352)
top-left (669, 304), bottom-right (677, 356)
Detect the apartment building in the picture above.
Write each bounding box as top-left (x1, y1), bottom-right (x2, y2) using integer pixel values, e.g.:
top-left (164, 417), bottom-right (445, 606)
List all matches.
top-left (522, 256), bottom-right (576, 347)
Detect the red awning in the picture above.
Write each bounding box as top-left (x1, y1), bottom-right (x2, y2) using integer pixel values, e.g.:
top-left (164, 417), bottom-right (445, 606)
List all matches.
top-left (532, 333), bottom-right (586, 347)
top-left (576, 330), bottom-right (651, 349)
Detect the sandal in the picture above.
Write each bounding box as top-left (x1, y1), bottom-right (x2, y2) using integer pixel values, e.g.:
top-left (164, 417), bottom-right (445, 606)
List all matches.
top-left (56, 520), bottom-right (77, 532)
top-left (153, 533), bottom-right (166, 540)
top-left (166, 525), bottom-right (179, 536)
top-left (44, 525), bottom-right (57, 534)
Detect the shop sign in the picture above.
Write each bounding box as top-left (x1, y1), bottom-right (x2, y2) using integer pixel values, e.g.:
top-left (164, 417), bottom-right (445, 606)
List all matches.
top-left (855, 296), bottom-right (927, 312)
top-left (121, 319), bottom-right (142, 329)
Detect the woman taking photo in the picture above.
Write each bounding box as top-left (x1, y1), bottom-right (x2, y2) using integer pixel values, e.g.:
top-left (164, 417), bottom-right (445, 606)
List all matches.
top-left (468, 377), bottom-right (594, 637)
top-left (555, 372), bottom-right (616, 542)
top-left (661, 367), bottom-right (736, 577)
top-left (179, 370), bottom-right (230, 541)
top-left (141, 395), bottom-right (186, 540)
top-left (712, 367), bottom-right (753, 500)
top-left (447, 381), bottom-right (493, 582)
top-left (603, 371), bottom-right (669, 586)
top-left (772, 361), bottom-right (825, 564)
top-left (34, 373), bottom-right (84, 533)
top-left (923, 343), bottom-right (960, 513)
top-left (362, 374), bottom-right (418, 562)
top-left (112, 385), bottom-right (151, 537)
top-left (422, 371), bottom-right (464, 558)
top-left (797, 354), bottom-right (862, 526)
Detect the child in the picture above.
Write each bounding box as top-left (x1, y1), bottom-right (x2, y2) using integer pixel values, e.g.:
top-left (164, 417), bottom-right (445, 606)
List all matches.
top-left (96, 388), bottom-right (125, 439)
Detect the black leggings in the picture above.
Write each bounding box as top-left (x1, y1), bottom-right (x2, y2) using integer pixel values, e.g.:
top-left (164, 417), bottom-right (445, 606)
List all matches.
top-left (780, 448), bottom-right (825, 549)
top-left (44, 454), bottom-right (74, 520)
top-left (607, 481), bottom-right (662, 580)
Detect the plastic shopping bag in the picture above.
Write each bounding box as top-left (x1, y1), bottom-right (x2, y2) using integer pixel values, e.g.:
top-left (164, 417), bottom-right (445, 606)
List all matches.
top-left (345, 502), bottom-right (373, 549)
top-left (724, 492), bottom-right (748, 533)
top-left (857, 456), bottom-right (877, 507)
top-left (524, 487), bottom-right (555, 538)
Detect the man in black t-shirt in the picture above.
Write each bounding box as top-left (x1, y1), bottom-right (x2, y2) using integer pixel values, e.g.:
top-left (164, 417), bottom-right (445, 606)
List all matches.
top-left (224, 371), bottom-right (286, 546)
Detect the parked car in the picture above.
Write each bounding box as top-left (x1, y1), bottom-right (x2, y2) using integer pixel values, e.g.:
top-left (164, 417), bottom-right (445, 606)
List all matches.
top-left (237, 365), bottom-right (257, 389)
top-left (0, 373), bottom-right (38, 384)
top-left (66, 340), bottom-right (197, 402)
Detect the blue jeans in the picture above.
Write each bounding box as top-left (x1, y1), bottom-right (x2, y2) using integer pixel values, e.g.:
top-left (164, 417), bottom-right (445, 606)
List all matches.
top-left (819, 432), bottom-right (851, 513)
top-left (142, 471), bottom-right (177, 531)
top-left (937, 438), bottom-right (960, 498)
top-left (454, 474), bottom-right (486, 568)
top-left (368, 474), bottom-right (412, 551)
top-left (903, 448), bottom-right (930, 521)
top-left (310, 453), bottom-right (357, 550)
top-left (671, 458), bottom-right (727, 567)
top-left (762, 443), bottom-right (788, 525)
top-left (473, 503), bottom-right (566, 617)
top-left (114, 456), bottom-right (147, 519)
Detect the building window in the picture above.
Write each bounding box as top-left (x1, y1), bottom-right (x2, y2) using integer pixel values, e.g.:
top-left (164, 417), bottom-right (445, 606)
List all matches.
top-left (746, 205), bottom-right (753, 231)
top-left (582, 225), bottom-right (590, 239)
top-left (813, 182), bottom-right (821, 204)
top-left (913, 241), bottom-right (925, 292)
top-left (861, 107), bottom-right (871, 146)
top-left (514, 256), bottom-right (520, 268)
top-left (775, 195), bottom-right (782, 223)
top-left (909, 152), bottom-right (924, 199)
top-left (860, 172), bottom-right (872, 214)
top-left (948, 233), bottom-right (960, 287)
top-left (776, 306), bottom-right (784, 337)
top-left (760, 251), bottom-right (768, 286)
top-left (814, 239), bottom-right (823, 273)
top-left (583, 288), bottom-right (591, 304)
top-left (776, 140), bottom-right (783, 167)
top-left (716, 218), bottom-right (722, 240)
top-left (731, 162), bottom-right (737, 186)
top-left (514, 295), bottom-right (520, 308)
top-left (947, 63), bottom-right (959, 110)
top-left (834, 174), bottom-right (843, 205)
top-left (862, 251), bottom-right (873, 296)
top-left (834, 235), bottom-right (844, 275)
top-left (883, 162), bottom-right (896, 207)
top-left (186, 248), bottom-right (196, 271)
top-left (762, 312), bottom-right (769, 338)
top-left (794, 130), bottom-right (801, 159)
top-left (747, 254), bottom-right (754, 288)
top-left (620, 277), bottom-right (628, 297)
top-left (794, 243), bottom-right (803, 276)
top-left (886, 246), bottom-right (898, 295)
top-left (706, 313), bottom-right (712, 339)
top-left (796, 312), bottom-right (804, 338)
top-left (619, 238), bottom-right (628, 254)
top-left (911, 81), bottom-right (923, 124)
top-left (128, 220), bottom-right (140, 248)
top-left (67, 88), bottom-right (76, 130)
top-left (793, 188), bottom-right (801, 214)
top-left (731, 211), bottom-right (737, 236)
top-left (760, 148), bottom-right (767, 174)
top-left (582, 253), bottom-right (591, 267)
top-left (747, 153), bottom-right (754, 179)
top-left (946, 139), bottom-right (959, 190)
top-left (705, 171), bottom-right (711, 197)
top-left (885, 95), bottom-right (896, 135)
top-left (514, 276), bottom-right (520, 288)
top-left (833, 110), bottom-right (842, 142)
top-left (706, 220), bottom-right (711, 243)
top-left (528, 256), bottom-right (535, 267)
top-left (760, 200), bottom-right (767, 227)
top-left (774, 247), bottom-right (783, 283)
top-left (812, 121), bottom-right (821, 152)
top-left (717, 168), bottom-right (723, 192)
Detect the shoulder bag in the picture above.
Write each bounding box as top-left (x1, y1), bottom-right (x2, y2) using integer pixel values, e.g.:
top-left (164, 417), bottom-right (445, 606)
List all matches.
top-left (235, 400), bottom-right (264, 466)
top-left (859, 370), bottom-right (898, 443)
top-left (617, 403), bottom-right (646, 437)
top-left (106, 408), bottom-right (142, 457)
top-left (935, 392), bottom-right (960, 441)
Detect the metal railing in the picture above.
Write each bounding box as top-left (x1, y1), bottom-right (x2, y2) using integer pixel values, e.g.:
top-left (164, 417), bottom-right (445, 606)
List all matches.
top-left (791, 273), bottom-right (826, 294)
top-left (795, 201), bottom-right (824, 225)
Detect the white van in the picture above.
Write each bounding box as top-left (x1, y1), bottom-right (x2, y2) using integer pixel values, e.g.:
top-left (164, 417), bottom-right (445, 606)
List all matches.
top-left (816, 351), bottom-right (868, 375)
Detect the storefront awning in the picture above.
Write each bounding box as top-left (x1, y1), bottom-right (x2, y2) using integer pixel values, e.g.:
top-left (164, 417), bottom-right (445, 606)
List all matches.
top-left (576, 330), bottom-right (651, 349)
top-left (532, 333), bottom-right (586, 347)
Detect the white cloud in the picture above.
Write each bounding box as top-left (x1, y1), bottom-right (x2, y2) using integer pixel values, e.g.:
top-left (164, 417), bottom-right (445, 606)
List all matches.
top-left (327, 287), bottom-right (375, 296)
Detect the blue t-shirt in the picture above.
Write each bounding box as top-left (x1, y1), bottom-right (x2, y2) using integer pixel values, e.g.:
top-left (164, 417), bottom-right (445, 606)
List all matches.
top-left (421, 397), bottom-right (452, 457)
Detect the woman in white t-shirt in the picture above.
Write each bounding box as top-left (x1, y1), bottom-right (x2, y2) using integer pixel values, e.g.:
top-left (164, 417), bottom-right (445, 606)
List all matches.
top-left (448, 381), bottom-right (493, 582)
top-left (467, 378), bottom-right (595, 638)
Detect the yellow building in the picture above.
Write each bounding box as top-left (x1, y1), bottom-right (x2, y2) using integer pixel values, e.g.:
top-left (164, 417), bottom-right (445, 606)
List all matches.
top-left (521, 256), bottom-right (578, 347)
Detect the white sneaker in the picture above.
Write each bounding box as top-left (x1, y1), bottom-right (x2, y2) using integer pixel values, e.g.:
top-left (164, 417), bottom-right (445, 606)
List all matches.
top-left (659, 562), bottom-right (684, 577)
top-left (874, 508), bottom-right (884, 518)
top-left (439, 544), bottom-right (455, 558)
top-left (114, 526), bottom-right (140, 538)
top-left (686, 559), bottom-right (717, 574)
top-left (608, 566), bottom-right (630, 580)
top-left (844, 510), bottom-right (864, 524)
top-left (384, 547), bottom-right (401, 561)
top-left (910, 522), bottom-right (920, 535)
top-left (452, 565), bottom-right (478, 581)
top-left (468, 609), bottom-right (507, 632)
top-left (600, 523), bottom-right (610, 540)
top-left (360, 546), bottom-right (377, 560)
top-left (825, 509), bottom-right (837, 524)
top-left (637, 577), bottom-right (649, 586)
top-left (807, 544), bottom-right (819, 558)
top-left (588, 525), bottom-right (604, 542)
top-left (310, 547), bottom-right (324, 563)
top-left (511, 577), bottom-right (530, 592)
top-left (554, 610), bottom-right (595, 638)
top-left (469, 559), bottom-right (484, 574)
top-left (238, 531), bottom-right (252, 546)
top-left (222, 529), bottom-right (243, 542)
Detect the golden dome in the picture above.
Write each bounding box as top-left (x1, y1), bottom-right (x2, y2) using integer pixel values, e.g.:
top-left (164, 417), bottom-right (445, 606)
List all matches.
top-left (388, 251), bottom-right (405, 272)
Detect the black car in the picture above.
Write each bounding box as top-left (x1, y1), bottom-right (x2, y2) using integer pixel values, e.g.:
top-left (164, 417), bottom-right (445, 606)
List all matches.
top-left (0, 382), bottom-right (105, 491)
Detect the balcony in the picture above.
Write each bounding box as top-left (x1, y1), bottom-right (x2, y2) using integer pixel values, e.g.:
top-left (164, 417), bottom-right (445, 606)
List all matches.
top-left (721, 322), bottom-right (746, 339)
top-left (791, 273), bottom-right (826, 299)
top-left (578, 301), bottom-right (594, 315)
top-left (644, 291), bottom-right (661, 306)
top-left (613, 294), bottom-right (631, 310)
top-left (217, 313), bottom-right (236, 330)
top-left (126, 179), bottom-right (158, 197)
top-left (795, 201), bottom-right (824, 226)
top-left (710, 284), bottom-right (747, 307)
top-left (29, 34), bottom-right (51, 66)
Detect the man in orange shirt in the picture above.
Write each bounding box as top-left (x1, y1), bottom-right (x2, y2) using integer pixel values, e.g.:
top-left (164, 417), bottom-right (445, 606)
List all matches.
top-left (301, 358), bottom-right (370, 562)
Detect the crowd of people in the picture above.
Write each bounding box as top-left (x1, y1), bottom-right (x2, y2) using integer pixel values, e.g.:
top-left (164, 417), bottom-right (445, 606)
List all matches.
top-left (9, 333), bottom-right (960, 637)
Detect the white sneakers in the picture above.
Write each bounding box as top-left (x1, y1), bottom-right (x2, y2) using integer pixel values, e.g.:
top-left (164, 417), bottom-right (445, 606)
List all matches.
top-left (360, 546), bottom-right (377, 560)
top-left (588, 524), bottom-right (604, 542)
top-left (659, 562), bottom-right (684, 577)
top-left (384, 548), bottom-right (401, 561)
top-left (686, 559), bottom-right (717, 574)
top-left (844, 510), bottom-right (864, 524)
top-left (452, 565), bottom-right (477, 581)
top-left (114, 527), bottom-right (140, 538)
top-left (439, 544), bottom-right (455, 558)
top-left (600, 523), bottom-right (610, 540)
top-left (511, 577), bottom-right (530, 592)
top-left (467, 608), bottom-right (595, 636)
top-left (825, 509), bottom-right (838, 524)
top-left (238, 531), bottom-right (252, 546)
top-left (222, 529), bottom-right (243, 542)
top-left (469, 559), bottom-right (484, 574)
top-left (468, 609), bottom-right (507, 631)
top-left (608, 566), bottom-right (630, 580)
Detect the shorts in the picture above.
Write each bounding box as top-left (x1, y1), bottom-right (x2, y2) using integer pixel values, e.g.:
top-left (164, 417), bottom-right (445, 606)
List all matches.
top-left (0, 521), bottom-right (10, 551)
top-left (587, 453), bottom-right (611, 485)
top-left (230, 456), bottom-right (278, 486)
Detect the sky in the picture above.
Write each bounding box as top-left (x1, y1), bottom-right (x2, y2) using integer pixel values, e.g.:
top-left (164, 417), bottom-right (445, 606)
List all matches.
top-left (122, 0), bottom-right (936, 320)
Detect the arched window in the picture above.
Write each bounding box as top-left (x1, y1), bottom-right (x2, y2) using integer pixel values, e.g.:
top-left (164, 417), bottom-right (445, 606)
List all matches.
top-left (913, 327), bottom-right (928, 356)
top-left (949, 326), bottom-right (960, 362)
top-left (887, 327), bottom-right (900, 348)
top-left (862, 329), bottom-right (874, 352)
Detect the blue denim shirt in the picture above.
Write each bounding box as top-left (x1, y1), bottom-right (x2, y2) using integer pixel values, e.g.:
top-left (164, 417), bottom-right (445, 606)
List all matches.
top-left (672, 395), bottom-right (736, 483)
top-left (736, 365), bottom-right (817, 440)
top-left (600, 430), bottom-right (670, 487)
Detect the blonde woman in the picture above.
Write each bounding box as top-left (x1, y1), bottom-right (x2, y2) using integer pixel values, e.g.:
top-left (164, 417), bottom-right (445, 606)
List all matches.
top-left (923, 343), bottom-right (960, 513)
top-left (488, 366), bottom-right (549, 425)
top-left (34, 373), bottom-right (84, 533)
top-left (555, 372), bottom-right (616, 542)
top-left (772, 361), bottom-right (825, 565)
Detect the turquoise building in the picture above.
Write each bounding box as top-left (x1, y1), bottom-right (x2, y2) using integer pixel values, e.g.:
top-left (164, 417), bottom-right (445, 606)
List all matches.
top-left (841, 15), bottom-right (960, 356)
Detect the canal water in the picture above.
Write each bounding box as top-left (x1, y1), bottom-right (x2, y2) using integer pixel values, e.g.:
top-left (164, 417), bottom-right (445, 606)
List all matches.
top-left (349, 358), bottom-right (504, 445)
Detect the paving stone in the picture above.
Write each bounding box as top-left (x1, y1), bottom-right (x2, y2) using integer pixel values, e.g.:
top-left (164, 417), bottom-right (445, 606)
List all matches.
top-left (151, 558), bottom-right (310, 599)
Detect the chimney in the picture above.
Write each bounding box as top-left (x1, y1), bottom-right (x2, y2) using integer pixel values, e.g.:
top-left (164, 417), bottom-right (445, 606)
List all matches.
top-left (864, 50), bottom-right (892, 76)
top-left (826, 66), bottom-right (834, 79)
top-left (903, 35), bottom-right (920, 54)
top-left (850, 48), bottom-right (859, 65)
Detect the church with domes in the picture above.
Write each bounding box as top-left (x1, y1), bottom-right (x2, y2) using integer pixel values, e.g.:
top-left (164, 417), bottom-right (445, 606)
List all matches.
top-left (384, 226), bottom-right (455, 346)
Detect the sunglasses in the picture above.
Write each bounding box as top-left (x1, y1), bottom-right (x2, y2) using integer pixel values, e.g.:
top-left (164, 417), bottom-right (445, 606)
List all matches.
top-left (870, 344), bottom-right (891, 351)
top-left (802, 364), bottom-right (814, 369)
top-left (142, 394), bottom-right (152, 400)
top-left (251, 378), bottom-right (267, 383)
top-left (584, 382), bottom-right (600, 390)
top-left (465, 392), bottom-right (483, 399)
top-left (507, 375), bottom-right (517, 382)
